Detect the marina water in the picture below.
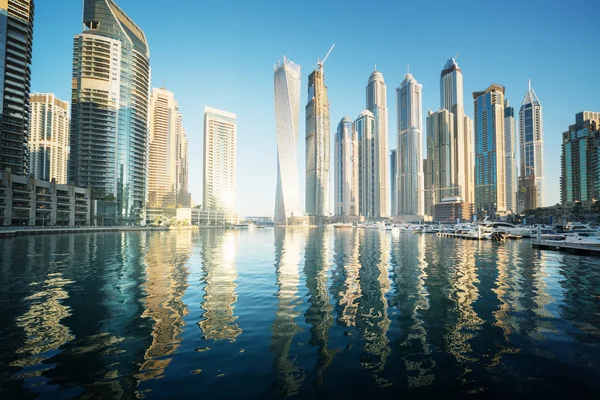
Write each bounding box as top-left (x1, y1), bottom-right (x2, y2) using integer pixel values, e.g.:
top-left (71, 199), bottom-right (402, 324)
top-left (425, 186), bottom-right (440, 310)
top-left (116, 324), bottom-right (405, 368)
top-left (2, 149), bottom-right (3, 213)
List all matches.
top-left (1, 228), bottom-right (600, 398)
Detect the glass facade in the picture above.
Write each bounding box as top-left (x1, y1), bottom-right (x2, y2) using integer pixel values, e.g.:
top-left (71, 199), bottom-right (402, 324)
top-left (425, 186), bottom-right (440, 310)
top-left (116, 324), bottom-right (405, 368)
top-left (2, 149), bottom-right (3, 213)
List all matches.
top-left (519, 84), bottom-right (544, 209)
top-left (334, 117), bottom-right (358, 217)
top-left (70, 0), bottom-right (150, 224)
top-left (0, 1), bottom-right (34, 175)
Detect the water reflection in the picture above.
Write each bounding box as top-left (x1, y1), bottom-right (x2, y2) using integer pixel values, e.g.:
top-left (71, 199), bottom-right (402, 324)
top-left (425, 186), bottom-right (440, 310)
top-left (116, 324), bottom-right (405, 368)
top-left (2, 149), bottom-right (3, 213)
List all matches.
top-left (270, 228), bottom-right (305, 396)
top-left (136, 231), bottom-right (191, 381)
top-left (304, 228), bottom-right (336, 387)
top-left (198, 230), bottom-right (242, 341)
top-left (332, 229), bottom-right (361, 327)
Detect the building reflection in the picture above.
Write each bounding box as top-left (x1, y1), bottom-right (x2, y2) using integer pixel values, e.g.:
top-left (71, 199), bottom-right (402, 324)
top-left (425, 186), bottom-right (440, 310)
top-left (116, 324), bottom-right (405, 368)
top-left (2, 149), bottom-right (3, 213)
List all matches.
top-left (136, 231), bottom-right (192, 381)
top-left (304, 228), bottom-right (336, 387)
top-left (198, 230), bottom-right (242, 341)
top-left (355, 230), bottom-right (391, 384)
top-left (390, 234), bottom-right (434, 387)
top-left (270, 228), bottom-right (305, 396)
top-left (332, 229), bottom-right (361, 327)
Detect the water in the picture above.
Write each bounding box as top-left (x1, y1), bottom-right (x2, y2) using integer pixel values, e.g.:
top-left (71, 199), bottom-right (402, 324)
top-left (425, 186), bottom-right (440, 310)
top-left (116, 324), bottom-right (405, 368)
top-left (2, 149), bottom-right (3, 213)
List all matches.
top-left (1, 228), bottom-right (600, 399)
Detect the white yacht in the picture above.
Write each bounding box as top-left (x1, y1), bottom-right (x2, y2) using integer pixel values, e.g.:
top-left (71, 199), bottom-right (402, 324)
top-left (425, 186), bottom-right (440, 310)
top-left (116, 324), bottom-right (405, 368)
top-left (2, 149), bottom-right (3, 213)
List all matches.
top-left (234, 223), bottom-right (256, 229)
top-left (479, 221), bottom-right (533, 238)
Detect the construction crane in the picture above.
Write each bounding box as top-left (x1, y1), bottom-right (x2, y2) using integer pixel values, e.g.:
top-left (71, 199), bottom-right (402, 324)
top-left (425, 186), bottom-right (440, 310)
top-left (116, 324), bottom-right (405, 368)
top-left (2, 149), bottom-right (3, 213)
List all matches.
top-left (317, 44), bottom-right (335, 71)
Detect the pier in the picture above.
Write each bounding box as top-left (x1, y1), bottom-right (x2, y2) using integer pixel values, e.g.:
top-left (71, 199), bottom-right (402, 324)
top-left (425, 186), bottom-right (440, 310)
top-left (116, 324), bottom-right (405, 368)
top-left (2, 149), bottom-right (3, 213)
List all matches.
top-left (532, 241), bottom-right (600, 256)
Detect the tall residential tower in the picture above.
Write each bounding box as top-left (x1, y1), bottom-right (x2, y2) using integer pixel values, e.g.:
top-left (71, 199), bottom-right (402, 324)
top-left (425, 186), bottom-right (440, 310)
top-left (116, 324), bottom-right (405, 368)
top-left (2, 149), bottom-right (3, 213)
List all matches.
top-left (356, 110), bottom-right (376, 218)
top-left (274, 57), bottom-right (301, 225)
top-left (504, 99), bottom-right (517, 213)
top-left (519, 81), bottom-right (544, 210)
top-left (70, 0), bottom-right (150, 223)
top-left (203, 107), bottom-right (236, 212)
top-left (28, 94), bottom-right (69, 183)
top-left (0, 0), bottom-right (34, 175)
top-left (334, 117), bottom-right (358, 217)
top-left (366, 69), bottom-right (389, 217)
top-left (473, 84), bottom-right (506, 216)
top-left (397, 72), bottom-right (424, 216)
top-left (305, 68), bottom-right (330, 218)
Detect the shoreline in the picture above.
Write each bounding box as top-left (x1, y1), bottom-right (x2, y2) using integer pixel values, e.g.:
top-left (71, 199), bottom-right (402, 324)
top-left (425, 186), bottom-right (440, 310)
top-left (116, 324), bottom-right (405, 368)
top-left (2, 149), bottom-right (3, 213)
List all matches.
top-left (0, 225), bottom-right (231, 238)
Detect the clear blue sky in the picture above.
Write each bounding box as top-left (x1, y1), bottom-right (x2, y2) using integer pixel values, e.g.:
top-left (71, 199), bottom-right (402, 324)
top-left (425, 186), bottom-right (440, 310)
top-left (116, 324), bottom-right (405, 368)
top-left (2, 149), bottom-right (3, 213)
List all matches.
top-left (31, 0), bottom-right (600, 217)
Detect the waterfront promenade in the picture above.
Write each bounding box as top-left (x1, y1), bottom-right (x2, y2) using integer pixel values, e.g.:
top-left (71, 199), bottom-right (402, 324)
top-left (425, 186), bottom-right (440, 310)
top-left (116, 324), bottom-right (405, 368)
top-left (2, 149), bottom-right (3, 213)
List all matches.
top-left (0, 225), bottom-right (201, 238)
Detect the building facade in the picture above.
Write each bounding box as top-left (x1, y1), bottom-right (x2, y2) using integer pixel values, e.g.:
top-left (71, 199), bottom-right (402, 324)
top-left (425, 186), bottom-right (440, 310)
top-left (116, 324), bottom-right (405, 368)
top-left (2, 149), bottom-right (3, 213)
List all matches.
top-left (1, 168), bottom-right (91, 226)
top-left (203, 106), bottom-right (236, 212)
top-left (28, 93), bottom-right (69, 184)
top-left (425, 109), bottom-right (455, 217)
top-left (504, 99), bottom-right (517, 213)
top-left (560, 111), bottom-right (600, 206)
top-left (440, 58), bottom-right (474, 205)
top-left (305, 69), bottom-right (330, 218)
top-left (356, 110), bottom-right (376, 218)
top-left (397, 73), bottom-right (424, 216)
top-left (274, 56), bottom-right (301, 225)
top-left (519, 81), bottom-right (544, 210)
top-left (148, 88), bottom-right (188, 208)
top-left (473, 84), bottom-right (506, 216)
top-left (390, 149), bottom-right (397, 215)
top-left (366, 70), bottom-right (389, 217)
top-left (433, 196), bottom-right (473, 223)
top-left (69, 0), bottom-right (150, 224)
top-left (0, 0), bottom-right (34, 175)
top-left (335, 117), bottom-right (358, 217)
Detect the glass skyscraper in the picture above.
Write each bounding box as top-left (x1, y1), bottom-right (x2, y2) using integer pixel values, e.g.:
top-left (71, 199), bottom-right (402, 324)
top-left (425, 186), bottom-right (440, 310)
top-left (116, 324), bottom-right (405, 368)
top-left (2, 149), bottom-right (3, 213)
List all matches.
top-left (425, 109), bottom-right (455, 216)
top-left (366, 69), bottom-right (389, 217)
top-left (305, 69), bottom-right (330, 219)
top-left (334, 117), bottom-right (358, 217)
top-left (274, 57), bottom-right (301, 225)
top-left (356, 110), bottom-right (376, 218)
top-left (504, 99), bottom-right (517, 213)
top-left (518, 81), bottom-right (544, 210)
top-left (397, 72), bottom-right (424, 216)
top-left (390, 149), bottom-right (397, 216)
top-left (473, 84), bottom-right (506, 216)
top-left (0, 0), bottom-right (34, 175)
top-left (69, 0), bottom-right (150, 224)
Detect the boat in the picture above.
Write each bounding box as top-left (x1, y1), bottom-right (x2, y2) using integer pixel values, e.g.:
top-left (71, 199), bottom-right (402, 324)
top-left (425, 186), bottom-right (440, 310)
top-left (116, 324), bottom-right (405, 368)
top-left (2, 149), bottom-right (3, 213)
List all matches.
top-left (333, 223), bottom-right (353, 229)
top-left (478, 221), bottom-right (533, 238)
top-left (234, 223), bottom-right (255, 229)
top-left (564, 233), bottom-right (600, 247)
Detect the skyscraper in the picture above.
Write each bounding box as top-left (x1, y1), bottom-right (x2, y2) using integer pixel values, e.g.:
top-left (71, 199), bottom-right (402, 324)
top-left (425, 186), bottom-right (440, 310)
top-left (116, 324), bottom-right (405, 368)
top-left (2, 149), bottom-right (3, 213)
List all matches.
top-left (305, 68), bottom-right (330, 219)
top-left (390, 149), bottom-right (397, 216)
top-left (504, 99), bottom-right (517, 213)
top-left (334, 117), bottom-right (358, 217)
top-left (0, 0), bottom-right (34, 175)
top-left (440, 58), bottom-right (474, 205)
top-left (148, 88), bottom-right (188, 208)
top-left (366, 69), bottom-right (389, 217)
top-left (203, 107), bottom-right (236, 212)
top-left (519, 81), bottom-right (544, 210)
top-left (473, 84), bottom-right (506, 216)
top-left (70, 0), bottom-right (150, 223)
top-left (397, 72), bottom-right (424, 216)
top-left (560, 111), bottom-right (600, 206)
top-left (274, 56), bottom-right (301, 225)
top-left (356, 110), bottom-right (376, 218)
top-left (28, 94), bottom-right (69, 183)
top-left (425, 109), bottom-right (455, 216)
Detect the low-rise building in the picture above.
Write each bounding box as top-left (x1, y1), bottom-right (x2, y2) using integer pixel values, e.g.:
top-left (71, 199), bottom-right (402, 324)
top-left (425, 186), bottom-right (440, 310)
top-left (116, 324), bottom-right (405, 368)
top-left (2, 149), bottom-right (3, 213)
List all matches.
top-left (433, 196), bottom-right (473, 223)
top-left (0, 169), bottom-right (91, 226)
top-left (146, 207), bottom-right (239, 227)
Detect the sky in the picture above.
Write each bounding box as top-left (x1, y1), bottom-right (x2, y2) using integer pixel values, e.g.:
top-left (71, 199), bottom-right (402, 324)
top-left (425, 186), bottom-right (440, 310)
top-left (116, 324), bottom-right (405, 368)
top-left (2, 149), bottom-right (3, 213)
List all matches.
top-left (31, 0), bottom-right (600, 218)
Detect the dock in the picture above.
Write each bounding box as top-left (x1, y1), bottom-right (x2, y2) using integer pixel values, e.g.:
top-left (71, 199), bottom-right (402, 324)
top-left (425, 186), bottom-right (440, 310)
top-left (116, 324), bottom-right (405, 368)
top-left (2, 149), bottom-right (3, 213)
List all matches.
top-left (532, 241), bottom-right (600, 256)
top-left (437, 232), bottom-right (481, 240)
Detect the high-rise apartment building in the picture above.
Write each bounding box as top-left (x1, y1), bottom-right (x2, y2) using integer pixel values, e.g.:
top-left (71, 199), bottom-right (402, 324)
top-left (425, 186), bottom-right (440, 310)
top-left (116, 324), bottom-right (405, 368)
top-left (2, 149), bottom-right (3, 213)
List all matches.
top-left (366, 69), bottom-right (389, 217)
top-left (424, 109), bottom-right (455, 216)
top-left (356, 110), bottom-right (376, 218)
top-left (504, 99), bottom-right (517, 213)
top-left (274, 57), bottom-right (301, 225)
top-left (178, 127), bottom-right (190, 207)
top-left (440, 58), bottom-right (474, 205)
top-left (397, 73), bottom-right (424, 216)
top-left (390, 149), bottom-right (397, 216)
top-left (148, 88), bottom-right (188, 208)
top-left (28, 94), bottom-right (69, 183)
top-left (473, 84), bottom-right (506, 216)
top-left (203, 107), bottom-right (236, 212)
top-left (0, 0), bottom-right (34, 175)
top-left (519, 81), bottom-right (544, 211)
top-left (70, 0), bottom-right (150, 223)
top-left (335, 117), bottom-right (358, 217)
top-left (560, 111), bottom-right (600, 206)
top-left (305, 69), bottom-right (330, 218)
